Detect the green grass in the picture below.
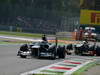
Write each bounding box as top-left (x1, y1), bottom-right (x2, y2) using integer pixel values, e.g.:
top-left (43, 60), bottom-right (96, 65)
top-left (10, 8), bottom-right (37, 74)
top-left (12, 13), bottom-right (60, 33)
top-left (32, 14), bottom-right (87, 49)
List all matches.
top-left (0, 41), bottom-right (13, 44)
top-left (0, 31), bottom-right (71, 40)
top-left (0, 31), bottom-right (42, 38)
top-left (57, 37), bottom-right (71, 40)
top-left (41, 70), bottom-right (65, 75)
top-left (32, 73), bottom-right (53, 75)
top-left (72, 62), bottom-right (96, 75)
top-left (0, 41), bottom-right (30, 44)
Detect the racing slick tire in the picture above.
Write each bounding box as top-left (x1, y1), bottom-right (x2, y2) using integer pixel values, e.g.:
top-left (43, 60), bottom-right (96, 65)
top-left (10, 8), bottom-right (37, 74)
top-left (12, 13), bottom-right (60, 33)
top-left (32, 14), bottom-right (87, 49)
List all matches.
top-left (96, 46), bottom-right (100, 56)
top-left (20, 55), bottom-right (27, 58)
top-left (37, 50), bottom-right (41, 59)
top-left (57, 46), bottom-right (66, 59)
top-left (50, 46), bottom-right (56, 60)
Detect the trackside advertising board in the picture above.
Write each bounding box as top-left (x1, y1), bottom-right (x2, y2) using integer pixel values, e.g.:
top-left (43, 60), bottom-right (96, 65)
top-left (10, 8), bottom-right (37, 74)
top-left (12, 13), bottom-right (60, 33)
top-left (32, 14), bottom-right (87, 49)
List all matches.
top-left (80, 9), bottom-right (100, 25)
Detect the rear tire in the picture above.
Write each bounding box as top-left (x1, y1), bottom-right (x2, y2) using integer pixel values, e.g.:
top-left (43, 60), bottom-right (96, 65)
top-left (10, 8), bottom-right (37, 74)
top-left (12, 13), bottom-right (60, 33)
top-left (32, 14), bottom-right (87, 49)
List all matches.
top-left (58, 46), bottom-right (66, 59)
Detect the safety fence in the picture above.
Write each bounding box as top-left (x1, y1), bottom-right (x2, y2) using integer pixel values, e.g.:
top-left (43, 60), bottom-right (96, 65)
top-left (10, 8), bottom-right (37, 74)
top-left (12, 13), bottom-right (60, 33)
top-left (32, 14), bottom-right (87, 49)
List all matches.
top-left (0, 25), bottom-right (55, 34)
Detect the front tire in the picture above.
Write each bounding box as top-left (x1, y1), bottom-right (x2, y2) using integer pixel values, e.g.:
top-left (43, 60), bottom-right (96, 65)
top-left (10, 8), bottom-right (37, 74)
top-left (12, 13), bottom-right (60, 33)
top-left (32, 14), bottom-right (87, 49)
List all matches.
top-left (37, 49), bottom-right (41, 59)
top-left (20, 55), bottom-right (27, 58)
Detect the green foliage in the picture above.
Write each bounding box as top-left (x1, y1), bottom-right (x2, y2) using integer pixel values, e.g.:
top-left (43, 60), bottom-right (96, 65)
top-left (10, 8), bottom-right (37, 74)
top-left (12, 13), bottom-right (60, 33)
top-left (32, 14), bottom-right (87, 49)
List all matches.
top-left (0, 0), bottom-right (79, 19)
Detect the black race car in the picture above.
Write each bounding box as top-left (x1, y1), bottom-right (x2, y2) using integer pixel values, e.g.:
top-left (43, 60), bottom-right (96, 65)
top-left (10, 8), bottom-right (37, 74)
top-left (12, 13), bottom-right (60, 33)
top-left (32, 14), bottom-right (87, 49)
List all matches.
top-left (74, 41), bottom-right (100, 56)
top-left (17, 41), bottom-right (66, 59)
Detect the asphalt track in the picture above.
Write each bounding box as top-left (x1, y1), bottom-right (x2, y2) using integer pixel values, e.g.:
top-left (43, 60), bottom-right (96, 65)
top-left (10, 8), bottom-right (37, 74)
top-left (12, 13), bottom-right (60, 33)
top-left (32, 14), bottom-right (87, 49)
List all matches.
top-left (0, 44), bottom-right (100, 75)
top-left (0, 44), bottom-right (63, 75)
top-left (0, 35), bottom-right (100, 75)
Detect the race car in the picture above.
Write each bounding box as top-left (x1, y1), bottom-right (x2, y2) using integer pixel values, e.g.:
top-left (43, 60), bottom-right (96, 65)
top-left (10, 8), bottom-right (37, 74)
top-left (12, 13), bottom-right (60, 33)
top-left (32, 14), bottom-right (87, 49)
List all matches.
top-left (17, 41), bottom-right (66, 59)
top-left (84, 27), bottom-right (97, 41)
top-left (74, 41), bottom-right (100, 56)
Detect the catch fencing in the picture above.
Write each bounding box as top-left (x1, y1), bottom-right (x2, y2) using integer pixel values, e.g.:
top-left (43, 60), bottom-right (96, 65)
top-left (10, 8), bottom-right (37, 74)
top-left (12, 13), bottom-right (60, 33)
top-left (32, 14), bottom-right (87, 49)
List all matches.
top-left (0, 16), bottom-right (79, 35)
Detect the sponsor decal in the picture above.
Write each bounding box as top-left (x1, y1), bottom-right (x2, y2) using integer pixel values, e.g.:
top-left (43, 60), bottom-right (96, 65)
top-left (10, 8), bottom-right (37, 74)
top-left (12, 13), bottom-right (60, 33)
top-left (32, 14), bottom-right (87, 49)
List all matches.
top-left (91, 13), bottom-right (100, 24)
top-left (80, 9), bottom-right (100, 25)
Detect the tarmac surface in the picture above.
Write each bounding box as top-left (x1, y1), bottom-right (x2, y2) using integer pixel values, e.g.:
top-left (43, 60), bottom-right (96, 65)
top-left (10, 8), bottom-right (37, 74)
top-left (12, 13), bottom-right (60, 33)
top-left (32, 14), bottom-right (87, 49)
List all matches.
top-left (0, 44), bottom-right (100, 75)
top-left (82, 65), bottom-right (100, 75)
top-left (0, 35), bottom-right (100, 75)
top-left (0, 45), bottom-right (63, 75)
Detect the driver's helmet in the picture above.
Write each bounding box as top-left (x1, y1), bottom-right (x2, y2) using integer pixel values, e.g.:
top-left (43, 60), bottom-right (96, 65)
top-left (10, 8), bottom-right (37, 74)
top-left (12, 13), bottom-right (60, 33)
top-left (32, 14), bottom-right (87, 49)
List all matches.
top-left (82, 41), bottom-right (86, 43)
top-left (82, 41), bottom-right (88, 45)
top-left (79, 41), bottom-right (85, 44)
top-left (23, 44), bottom-right (28, 47)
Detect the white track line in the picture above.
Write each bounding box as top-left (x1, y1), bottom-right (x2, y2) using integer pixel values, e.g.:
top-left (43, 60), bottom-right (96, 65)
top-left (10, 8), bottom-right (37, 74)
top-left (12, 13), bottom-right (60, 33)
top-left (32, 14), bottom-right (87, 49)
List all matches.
top-left (0, 35), bottom-right (42, 42)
